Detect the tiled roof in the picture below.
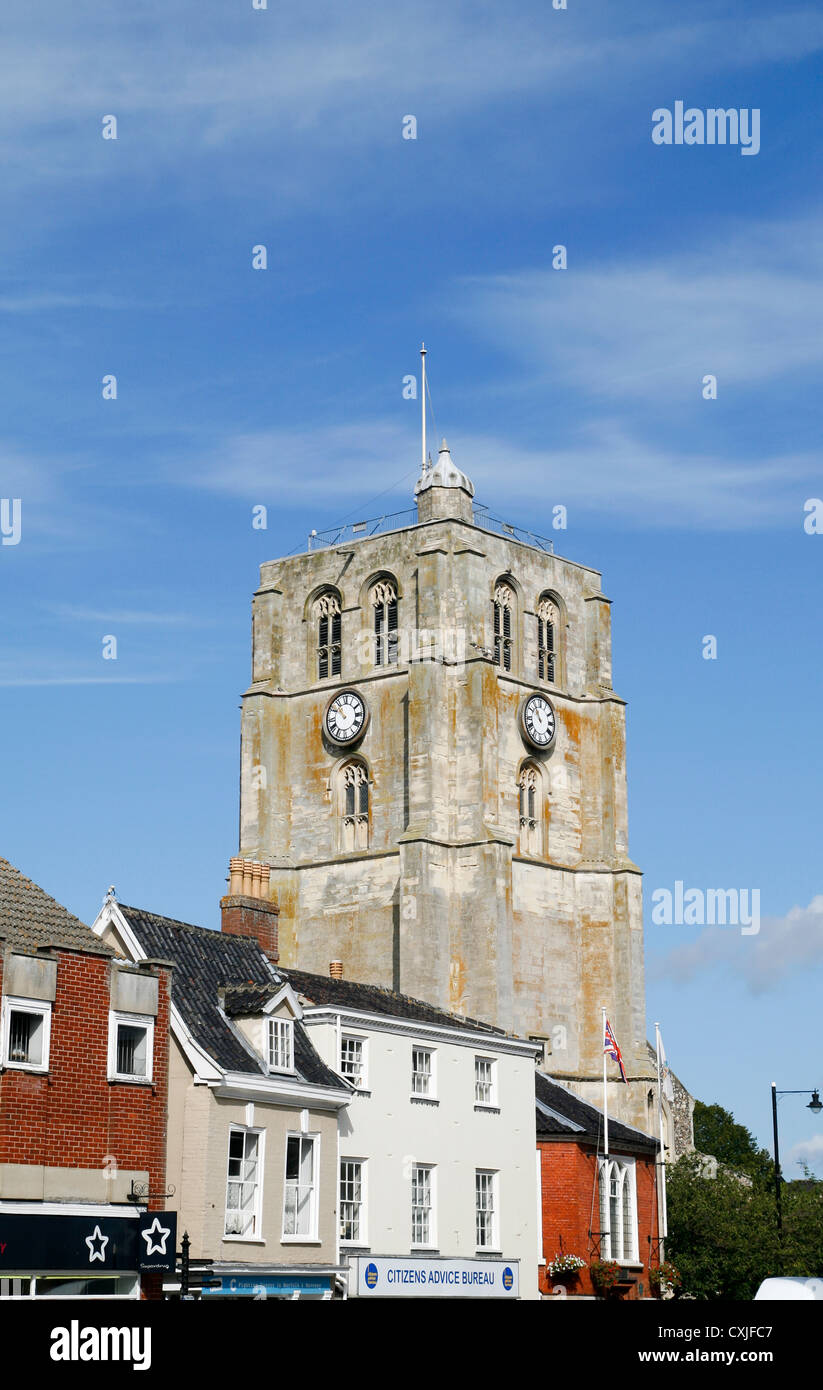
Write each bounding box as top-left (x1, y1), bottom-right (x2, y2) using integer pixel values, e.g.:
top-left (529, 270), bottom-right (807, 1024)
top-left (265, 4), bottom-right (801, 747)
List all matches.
top-left (118, 907), bottom-right (343, 1090)
top-left (281, 968), bottom-right (508, 1036)
top-left (0, 856), bottom-right (115, 956)
top-left (535, 1072), bottom-right (657, 1153)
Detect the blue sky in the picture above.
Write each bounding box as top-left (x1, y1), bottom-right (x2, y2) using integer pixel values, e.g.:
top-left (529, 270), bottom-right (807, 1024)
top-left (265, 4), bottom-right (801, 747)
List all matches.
top-left (2, 0), bottom-right (822, 1169)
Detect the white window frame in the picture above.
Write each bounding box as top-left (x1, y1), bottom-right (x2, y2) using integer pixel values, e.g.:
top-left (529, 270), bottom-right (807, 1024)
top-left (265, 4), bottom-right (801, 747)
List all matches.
top-left (1, 996), bottom-right (51, 1074)
top-left (474, 1054), bottom-right (497, 1107)
top-left (339, 1157), bottom-right (367, 1247)
top-left (411, 1163), bottom-right (436, 1249)
top-left (224, 1125), bottom-right (265, 1241)
top-left (598, 1156), bottom-right (639, 1264)
top-left (282, 1132), bottom-right (320, 1242)
top-left (340, 1033), bottom-right (367, 1089)
top-left (107, 1010), bottom-right (154, 1083)
top-left (475, 1169), bottom-right (499, 1251)
top-left (266, 1017), bottom-right (294, 1073)
top-left (411, 1045), bottom-right (436, 1099)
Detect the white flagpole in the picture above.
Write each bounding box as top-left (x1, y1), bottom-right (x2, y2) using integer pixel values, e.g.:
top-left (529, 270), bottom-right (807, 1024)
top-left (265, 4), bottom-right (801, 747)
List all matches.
top-left (602, 1006), bottom-right (609, 1157)
top-left (420, 343), bottom-right (427, 472)
top-left (655, 1022), bottom-right (669, 1246)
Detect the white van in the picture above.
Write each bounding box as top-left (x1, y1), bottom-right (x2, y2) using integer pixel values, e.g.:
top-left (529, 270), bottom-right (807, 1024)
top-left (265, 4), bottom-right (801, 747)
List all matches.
top-left (754, 1277), bottom-right (823, 1300)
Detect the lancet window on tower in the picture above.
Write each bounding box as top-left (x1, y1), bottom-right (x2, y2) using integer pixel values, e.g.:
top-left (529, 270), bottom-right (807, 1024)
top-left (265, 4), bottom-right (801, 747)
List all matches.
top-left (493, 582), bottom-right (514, 672)
top-left (340, 761), bottom-right (369, 852)
top-left (518, 763), bottom-right (542, 857)
top-left (537, 596), bottom-right (559, 684)
top-left (314, 592), bottom-right (341, 680)
top-left (371, 580), bottom-right (398, 667)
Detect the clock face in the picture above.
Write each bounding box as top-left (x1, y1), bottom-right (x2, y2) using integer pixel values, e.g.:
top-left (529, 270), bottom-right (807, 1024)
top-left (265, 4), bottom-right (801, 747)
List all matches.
top-left (520, 694), bottom-right (556, 749)
top-left (324, 689), bottom-right (368, 745)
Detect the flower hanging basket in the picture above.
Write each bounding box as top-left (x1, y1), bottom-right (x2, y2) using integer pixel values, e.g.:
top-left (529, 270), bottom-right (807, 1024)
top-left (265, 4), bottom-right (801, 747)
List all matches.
top-left (589, 1259), bottom-right (622, 1296)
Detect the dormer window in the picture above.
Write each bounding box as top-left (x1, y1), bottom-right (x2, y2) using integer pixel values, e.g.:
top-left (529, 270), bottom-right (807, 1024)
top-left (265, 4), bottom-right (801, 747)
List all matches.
top-left (267, 1017), bottom-right (294, 1072)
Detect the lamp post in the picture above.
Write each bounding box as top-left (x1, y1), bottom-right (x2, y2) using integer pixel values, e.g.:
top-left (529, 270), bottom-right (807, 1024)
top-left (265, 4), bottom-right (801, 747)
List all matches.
top-left (770, 1083), bottom-right (822, 1248)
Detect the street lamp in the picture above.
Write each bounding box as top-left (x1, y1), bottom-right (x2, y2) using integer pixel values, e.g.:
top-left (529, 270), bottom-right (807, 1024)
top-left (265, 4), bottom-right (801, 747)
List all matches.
top-left (770, 1083), bottom-right (822, 1245)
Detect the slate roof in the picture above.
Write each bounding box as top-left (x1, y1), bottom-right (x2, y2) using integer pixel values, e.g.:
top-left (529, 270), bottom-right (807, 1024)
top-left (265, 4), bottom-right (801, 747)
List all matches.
top-left (278, 968), bottom-right (509, 1037)
top-left (118, 906), bottom-right (343, 1090)
top-left (0, 856), bottom-right (115, 956)
top-left (535, 1071), bottom-right (657, 1154)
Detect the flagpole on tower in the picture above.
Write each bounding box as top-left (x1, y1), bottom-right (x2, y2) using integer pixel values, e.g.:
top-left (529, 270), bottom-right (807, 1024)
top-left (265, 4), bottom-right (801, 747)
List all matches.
top-left (655, 1022), bottom-right (669, 1247)
top-left (602, 1006), bottom-right (609, 1158)
top-left (420, 343), bottom-right (427, 473)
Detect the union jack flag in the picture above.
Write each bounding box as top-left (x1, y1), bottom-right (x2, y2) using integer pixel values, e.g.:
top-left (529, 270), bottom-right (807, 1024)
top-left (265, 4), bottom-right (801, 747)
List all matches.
top-left (604, 1018), bottom-right (627, 1082)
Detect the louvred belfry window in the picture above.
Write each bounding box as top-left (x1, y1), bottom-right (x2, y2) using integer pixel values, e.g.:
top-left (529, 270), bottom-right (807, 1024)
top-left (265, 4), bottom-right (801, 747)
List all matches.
top-left (371, 580), bottom-right (398, 667)
top-left (493, 582), bottom-right (514, 671)
top-left (537, 596), bottom-right (559, 683)
top-left (315, 592), bottom-right (341, 680)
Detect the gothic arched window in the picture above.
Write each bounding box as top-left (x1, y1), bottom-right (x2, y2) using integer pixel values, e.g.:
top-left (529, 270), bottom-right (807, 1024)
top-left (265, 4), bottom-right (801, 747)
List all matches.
top-left (340, 761), bottom-right (369, 852)
top-left (371, 579), bottom-right (398, 667)
top-left (518, 763), bottom-right (542, 857)
top-left (537, 595), bottom-right (559, 684)
top-left (493, 581), bottom-right (515, 672)
top-left (314, 592), bottom-right (341, 680)
top-left (598, 1158), bottom-right (638, 1263)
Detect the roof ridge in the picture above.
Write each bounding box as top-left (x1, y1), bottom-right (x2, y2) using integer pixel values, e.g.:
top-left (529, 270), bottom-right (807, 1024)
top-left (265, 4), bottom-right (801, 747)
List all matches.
top-left (0, 854), bottom-right (90, 931)
top-left (118, 904), bottom-right (220, 936)
top-left (283, 966), bottom-right (505, 1034)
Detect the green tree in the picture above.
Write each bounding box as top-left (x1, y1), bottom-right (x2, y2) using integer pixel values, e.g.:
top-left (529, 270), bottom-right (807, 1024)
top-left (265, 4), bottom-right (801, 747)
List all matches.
top-left (666, 1153), bottom-right (778, 1299)
top-left (667, 1154), bottom-right (823, 1298)
top-left (693, 1101), bottom-right (774, 1183)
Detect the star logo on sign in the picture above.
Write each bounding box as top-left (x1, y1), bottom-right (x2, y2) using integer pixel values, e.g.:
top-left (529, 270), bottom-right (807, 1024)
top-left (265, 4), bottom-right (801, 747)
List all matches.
top-left (141, 1217), bottom-right (171, 1257)
top-left (85, 1226), bottom-right (109, 1263)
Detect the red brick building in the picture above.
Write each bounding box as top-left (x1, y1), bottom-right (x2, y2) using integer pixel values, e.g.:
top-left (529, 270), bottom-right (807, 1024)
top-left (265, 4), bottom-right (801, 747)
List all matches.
top-left (0, 860), bottom-right (174, 1301)
top-left (536, 1072), bottom-right (661, 1299)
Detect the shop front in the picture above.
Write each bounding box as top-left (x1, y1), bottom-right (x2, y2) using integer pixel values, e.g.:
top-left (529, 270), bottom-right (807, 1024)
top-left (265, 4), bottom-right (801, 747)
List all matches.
top-left (199, 1263), bottom-right (346, 1301)
top-left (352, 1256), bottom-right (521, 1299)
top-left (0, 1205), bottom-right (177, 1299)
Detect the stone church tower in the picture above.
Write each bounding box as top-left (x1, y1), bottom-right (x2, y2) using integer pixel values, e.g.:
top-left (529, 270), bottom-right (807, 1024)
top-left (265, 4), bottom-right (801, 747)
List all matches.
top-left (238, 442), bottom-right (655, 1127)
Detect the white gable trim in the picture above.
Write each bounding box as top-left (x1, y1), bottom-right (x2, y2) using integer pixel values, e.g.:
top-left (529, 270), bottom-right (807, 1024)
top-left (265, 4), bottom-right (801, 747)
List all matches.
top-left (90, 899), bottom-right (222, 1085)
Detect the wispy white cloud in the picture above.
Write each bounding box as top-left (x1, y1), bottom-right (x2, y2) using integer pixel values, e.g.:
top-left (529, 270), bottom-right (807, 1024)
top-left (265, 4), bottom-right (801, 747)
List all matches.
top-left (0, 675), bottom-right (180, 687)
top-left (788, 1134), bottom-right (823, 1174)
top-left (179, 416), bottom-right (818, 530)
top-left (48, 604), bottom-right (214, 627)
top-left (2, 3), bottom-right (822, 214)
top-left (651, 895), bottom-right (823, 993)
top-left (456, 215), bottom-right (823, 402)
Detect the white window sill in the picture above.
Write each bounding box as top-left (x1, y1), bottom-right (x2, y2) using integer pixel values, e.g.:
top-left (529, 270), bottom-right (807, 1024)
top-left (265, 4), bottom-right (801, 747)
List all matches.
top-left (410, 1246), bottom-right (439, 1253)
top-left (474, 1103), bottom-right (500, 1113)
top-left (280, 1236), bottom-right (322, 1245)
top-left (476, 1248), bottom-right (502, 1256)
top-left (1, 1062), bottom-right (48, 1075)
top-left (222, 1236), bottom-right (266, 1245)
top-left (409, 1095), bottom-right (439, 1105)
top-left (108, 1075), bottom-right (153, 1086)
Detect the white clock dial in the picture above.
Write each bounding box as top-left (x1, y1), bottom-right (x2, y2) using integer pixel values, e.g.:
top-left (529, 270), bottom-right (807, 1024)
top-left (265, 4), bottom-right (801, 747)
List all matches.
top-left (324, 689), bottom-right (368, 745)
top-left (521, 694), bottom-right (556, 749)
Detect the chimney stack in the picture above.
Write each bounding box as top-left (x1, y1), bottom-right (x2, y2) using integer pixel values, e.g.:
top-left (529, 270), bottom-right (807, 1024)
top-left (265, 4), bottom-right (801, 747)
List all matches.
top-left (329, 960), bottom-right (344, 980)
top-left (221, 857), bottom-right (279, 961)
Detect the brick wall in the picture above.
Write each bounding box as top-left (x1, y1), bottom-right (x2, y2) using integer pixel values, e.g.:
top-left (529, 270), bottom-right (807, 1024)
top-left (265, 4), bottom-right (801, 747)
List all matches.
top-left (538, 1141), bottom-right (660, 1299)
top-left (0, 948), bottom-right (172, 1298)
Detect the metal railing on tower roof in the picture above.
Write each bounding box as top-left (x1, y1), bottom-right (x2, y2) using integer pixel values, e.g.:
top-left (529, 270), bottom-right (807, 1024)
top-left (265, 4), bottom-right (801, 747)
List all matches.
top-left (300, 506), bottom-right (555, 555)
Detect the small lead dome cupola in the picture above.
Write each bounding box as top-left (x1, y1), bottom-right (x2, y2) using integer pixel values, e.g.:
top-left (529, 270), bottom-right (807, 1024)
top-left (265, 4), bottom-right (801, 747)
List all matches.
top-left (414, 438), bottom-right (475, 499)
